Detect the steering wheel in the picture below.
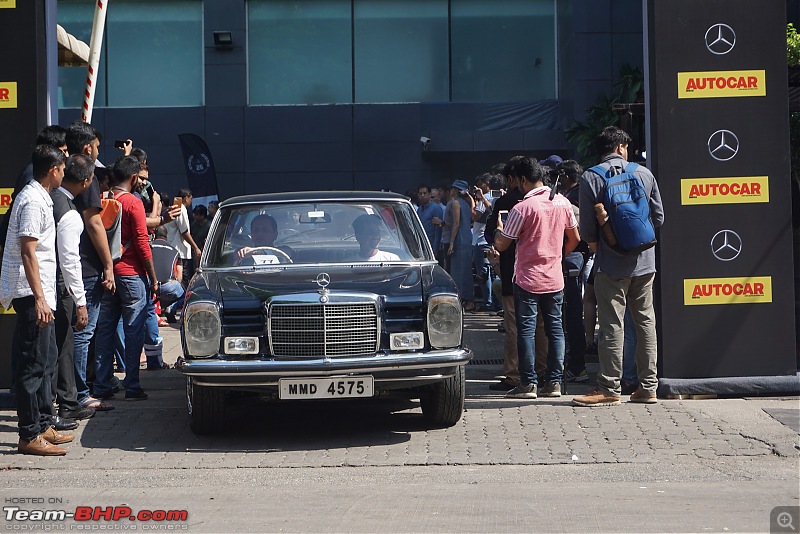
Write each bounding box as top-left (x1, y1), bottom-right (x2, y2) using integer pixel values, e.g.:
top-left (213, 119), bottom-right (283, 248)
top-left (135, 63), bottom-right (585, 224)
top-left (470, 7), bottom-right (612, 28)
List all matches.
top-left (235, 246), bottom-right (293, 266)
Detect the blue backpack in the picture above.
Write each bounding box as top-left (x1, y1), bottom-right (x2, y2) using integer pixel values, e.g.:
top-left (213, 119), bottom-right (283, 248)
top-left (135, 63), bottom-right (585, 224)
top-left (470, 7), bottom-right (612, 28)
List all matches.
top-left (589, 162), bottom-right (656, 254)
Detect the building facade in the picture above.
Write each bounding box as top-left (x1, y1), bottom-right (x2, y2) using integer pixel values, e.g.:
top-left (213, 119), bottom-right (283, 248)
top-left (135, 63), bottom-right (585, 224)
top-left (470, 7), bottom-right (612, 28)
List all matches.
top-left (57, 0), bottom-right (646, 198)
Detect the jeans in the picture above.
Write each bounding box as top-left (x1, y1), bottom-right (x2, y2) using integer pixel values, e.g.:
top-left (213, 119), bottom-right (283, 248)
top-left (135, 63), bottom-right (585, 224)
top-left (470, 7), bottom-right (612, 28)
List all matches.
top-left (12, 296), bottom-right (57, 441)
top-left (622, 305), bottom-right (638, 385)
top-left (563, 252), bottom-right (586, 374)
top-left (594, 271), bottom-right (658, 396)
top-left (72, 276), bottom-right (104, 404)
top-left (94, 274), bottom-right (148, 397)
top-left (472, 244), bottom-right (493, 309)
top-left (159, 279), bottom-right (185, 312)
top-left (143, 297), bottom-right (164, 369)
top-left (514, 284), bottom-right (565, 386)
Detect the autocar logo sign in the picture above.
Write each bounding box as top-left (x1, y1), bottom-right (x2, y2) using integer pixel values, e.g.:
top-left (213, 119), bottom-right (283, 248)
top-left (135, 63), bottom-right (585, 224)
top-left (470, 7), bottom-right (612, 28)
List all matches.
top-left (711, 229), bottom-right (742, 261)
top-left (316, 273), bottom-right (330, 289)
top-left (705, 24), bottom-right (736, 55)
top-left (707, 130), bottom-right (739, 161)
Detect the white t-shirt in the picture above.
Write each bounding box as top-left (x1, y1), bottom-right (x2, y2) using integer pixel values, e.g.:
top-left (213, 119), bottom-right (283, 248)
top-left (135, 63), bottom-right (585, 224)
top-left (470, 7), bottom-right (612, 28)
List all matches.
top-left (369, 250), bottom-right (400, 262)
top-left (165, 205), bottom-right (191, 259)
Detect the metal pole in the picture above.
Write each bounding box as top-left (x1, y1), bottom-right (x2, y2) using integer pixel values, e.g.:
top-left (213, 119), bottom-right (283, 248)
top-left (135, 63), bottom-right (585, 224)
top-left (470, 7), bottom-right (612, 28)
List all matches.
top-left (81, 0), bottom-right (109, 123)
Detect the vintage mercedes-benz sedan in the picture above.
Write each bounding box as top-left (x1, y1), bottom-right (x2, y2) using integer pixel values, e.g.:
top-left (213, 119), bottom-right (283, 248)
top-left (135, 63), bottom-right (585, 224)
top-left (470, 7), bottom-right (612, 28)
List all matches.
top-left (177, 191), bottom-right (470, 434)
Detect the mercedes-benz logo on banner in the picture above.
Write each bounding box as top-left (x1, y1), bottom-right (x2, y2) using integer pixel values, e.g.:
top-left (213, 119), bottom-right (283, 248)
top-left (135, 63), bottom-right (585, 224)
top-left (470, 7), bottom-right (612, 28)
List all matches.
top-left (711, 229), bottom-right (742, 261)
top-left (708, 130), bottom-right (739, 161)
top-left (705, 23), bottom-right (736, 55)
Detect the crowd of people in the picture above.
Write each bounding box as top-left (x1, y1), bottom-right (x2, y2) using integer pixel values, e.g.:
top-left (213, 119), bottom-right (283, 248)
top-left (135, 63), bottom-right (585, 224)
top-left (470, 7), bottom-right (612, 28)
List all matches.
top-left (1, 121), bottom-right (663, 456)
top-left (408, 126), bottom-right (664, 406)
top-left (0, 121), bottom-right (211, 456)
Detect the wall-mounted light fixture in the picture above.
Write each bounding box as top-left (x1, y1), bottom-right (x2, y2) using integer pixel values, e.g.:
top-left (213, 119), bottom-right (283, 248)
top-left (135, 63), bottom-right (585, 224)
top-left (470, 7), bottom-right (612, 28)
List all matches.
top-left (213, 31), bottom-right (233, 49)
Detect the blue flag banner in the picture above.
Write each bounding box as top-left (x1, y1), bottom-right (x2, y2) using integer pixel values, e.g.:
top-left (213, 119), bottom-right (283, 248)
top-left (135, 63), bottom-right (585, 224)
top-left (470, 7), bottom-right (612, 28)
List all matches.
top-left (178, 133), bottom-right (219, 208)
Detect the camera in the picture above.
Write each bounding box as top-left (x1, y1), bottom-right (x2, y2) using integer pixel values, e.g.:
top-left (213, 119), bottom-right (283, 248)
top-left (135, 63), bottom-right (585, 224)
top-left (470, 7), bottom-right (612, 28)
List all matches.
top-left (114, 139), bottom-right (126, 149)
top-left (420, 137), bottom-right (431, 150)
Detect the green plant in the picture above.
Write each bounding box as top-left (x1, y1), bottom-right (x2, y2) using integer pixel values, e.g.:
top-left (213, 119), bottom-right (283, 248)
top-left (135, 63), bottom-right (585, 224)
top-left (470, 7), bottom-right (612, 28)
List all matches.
top-left (565, 64), bottom-right (645, 167)
top-left (788, 24), bottom-right (800, 66)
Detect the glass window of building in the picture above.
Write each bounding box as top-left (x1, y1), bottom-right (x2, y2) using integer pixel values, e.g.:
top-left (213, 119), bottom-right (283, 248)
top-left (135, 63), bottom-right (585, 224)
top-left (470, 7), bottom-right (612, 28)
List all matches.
top-left (249, 1), bottom-right (352, 105)
top-left (57, 0), bottom-right (203, 109)
top-left (451, 0), bottom-right (556, 101)
top-left (353, 1), bottom-right (448, 103)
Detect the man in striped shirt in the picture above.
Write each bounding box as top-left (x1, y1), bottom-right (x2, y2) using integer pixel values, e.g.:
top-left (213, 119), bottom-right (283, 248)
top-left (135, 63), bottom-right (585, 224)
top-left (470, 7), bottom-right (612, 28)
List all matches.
top-left (493, 156), bottom-right (580, 399)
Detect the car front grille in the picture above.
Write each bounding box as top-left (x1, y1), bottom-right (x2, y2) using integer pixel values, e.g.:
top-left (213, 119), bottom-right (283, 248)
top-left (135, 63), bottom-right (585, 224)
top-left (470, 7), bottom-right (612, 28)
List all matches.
top-left (269, 303), bottom-right (379, 358)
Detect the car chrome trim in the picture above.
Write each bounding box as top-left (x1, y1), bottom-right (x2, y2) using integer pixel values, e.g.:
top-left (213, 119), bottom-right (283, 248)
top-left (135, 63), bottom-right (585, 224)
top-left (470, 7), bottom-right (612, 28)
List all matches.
top-left (177, 349), bottom-right (470, 378)
top-left (265, 293), bottom-right (381, 357)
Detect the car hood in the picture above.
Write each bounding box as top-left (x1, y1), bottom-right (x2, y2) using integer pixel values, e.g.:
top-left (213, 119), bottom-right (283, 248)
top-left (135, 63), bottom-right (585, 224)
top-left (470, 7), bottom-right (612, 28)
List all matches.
top-left (206, 264), bottom-right (431, 308)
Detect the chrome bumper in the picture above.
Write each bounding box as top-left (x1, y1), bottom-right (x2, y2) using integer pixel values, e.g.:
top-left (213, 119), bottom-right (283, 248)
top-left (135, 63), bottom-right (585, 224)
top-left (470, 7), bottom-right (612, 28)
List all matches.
top-left (177, 348), bottom-right (471, 387)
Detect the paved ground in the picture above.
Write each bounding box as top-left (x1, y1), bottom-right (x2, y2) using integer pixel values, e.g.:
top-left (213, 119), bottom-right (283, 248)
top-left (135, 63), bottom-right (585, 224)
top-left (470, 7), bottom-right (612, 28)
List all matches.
top-left (0, 313), bottom-right (798, 532)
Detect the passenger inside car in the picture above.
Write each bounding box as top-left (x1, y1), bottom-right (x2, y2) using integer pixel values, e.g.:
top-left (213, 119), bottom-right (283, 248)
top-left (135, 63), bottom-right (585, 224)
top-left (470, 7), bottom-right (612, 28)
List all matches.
top-left (352, 214), bottom-right (401, 262)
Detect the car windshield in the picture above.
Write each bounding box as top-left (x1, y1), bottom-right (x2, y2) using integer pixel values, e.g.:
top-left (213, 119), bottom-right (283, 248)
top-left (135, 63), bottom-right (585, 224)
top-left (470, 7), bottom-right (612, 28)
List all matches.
top-left (203, 200), bottom-right (432, 268)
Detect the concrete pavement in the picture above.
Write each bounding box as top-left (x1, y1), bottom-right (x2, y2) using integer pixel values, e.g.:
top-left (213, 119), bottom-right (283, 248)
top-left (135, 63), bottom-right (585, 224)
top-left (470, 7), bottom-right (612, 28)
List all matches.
top-left (0, 312), bottom-right (798, 532)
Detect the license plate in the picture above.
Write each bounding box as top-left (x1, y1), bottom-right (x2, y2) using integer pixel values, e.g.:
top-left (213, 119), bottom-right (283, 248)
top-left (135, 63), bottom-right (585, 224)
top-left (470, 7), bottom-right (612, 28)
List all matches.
top-left (279, 377), bottom-right (374, 400)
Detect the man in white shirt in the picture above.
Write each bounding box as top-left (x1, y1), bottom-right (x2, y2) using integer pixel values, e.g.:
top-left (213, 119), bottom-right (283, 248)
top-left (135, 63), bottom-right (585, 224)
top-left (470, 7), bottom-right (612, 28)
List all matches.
top-left (50, 154), bottom-right (95, 426)
top-left (353, 214), bottom-right (401, 262)
top-left (0, 145), bottom-right (75, 456)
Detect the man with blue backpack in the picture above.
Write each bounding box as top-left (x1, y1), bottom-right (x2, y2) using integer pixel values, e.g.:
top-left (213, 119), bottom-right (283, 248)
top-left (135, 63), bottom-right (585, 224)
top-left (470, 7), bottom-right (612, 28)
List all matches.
top-left (573, 126), bottom-right (664, 407)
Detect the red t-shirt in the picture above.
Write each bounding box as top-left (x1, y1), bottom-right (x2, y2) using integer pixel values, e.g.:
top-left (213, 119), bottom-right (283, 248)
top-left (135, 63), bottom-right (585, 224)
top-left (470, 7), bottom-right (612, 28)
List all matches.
top-left (114, 191), bottom-right (152, 277)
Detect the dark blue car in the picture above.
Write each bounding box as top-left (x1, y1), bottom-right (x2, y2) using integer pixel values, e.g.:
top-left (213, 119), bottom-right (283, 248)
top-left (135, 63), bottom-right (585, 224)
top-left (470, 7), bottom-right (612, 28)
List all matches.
top-left (178, 191), bottom-right (470, 434)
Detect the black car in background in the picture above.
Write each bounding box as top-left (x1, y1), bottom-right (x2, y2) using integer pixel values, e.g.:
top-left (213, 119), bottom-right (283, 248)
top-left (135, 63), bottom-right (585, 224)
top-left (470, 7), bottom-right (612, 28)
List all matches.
top-left (177, 191), bottom-right (470, 434)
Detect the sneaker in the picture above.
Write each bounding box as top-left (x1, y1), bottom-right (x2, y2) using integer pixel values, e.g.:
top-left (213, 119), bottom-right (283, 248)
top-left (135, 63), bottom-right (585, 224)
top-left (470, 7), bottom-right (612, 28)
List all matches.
top-left (124, 390), bottom-right (149, 401)
top-left (506, 383), bottom-right (537, 399)
top-left (572, 389), bottom-right (621, 407)
top-left (565, 369), bottom-right (589, 383)
top-left (539, 382), bottom-right (561, 397)
top-left (488, 379), bottom-right (519, 391)
top-left (621, 381), bottom-right (639, 395)
top-left (629, 387), bottom-right (658, 404)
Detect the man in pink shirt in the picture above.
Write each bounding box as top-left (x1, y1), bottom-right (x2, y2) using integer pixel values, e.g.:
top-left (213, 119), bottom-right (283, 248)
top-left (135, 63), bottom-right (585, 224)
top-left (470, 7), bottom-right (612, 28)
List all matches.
top-left (494, 156), bottom-right (580, 399)
top-left (92, 156), bottom-right (160, 402)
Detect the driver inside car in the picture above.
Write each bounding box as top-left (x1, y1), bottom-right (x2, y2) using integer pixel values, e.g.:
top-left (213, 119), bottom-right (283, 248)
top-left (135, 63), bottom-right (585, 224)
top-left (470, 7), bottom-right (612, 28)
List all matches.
top-left (236, 214), bottom-right (293, 261)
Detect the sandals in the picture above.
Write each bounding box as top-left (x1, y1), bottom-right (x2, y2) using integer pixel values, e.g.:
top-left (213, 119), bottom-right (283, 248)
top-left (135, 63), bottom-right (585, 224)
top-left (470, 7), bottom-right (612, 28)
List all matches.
top-left (146, 362), bottom-right (171, 371)
top-left (80, 397), bottom-right (115, 411)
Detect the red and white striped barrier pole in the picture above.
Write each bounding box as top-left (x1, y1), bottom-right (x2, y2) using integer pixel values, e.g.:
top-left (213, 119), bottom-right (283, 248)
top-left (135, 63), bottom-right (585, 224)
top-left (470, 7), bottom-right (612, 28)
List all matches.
top-left (81, 0), bottom-right (109, 123)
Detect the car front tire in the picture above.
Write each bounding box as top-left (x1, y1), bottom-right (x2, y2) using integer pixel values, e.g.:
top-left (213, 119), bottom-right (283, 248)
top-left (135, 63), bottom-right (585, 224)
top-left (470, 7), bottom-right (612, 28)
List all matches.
top-left (187, 377), bottom-right (226, 434)
top-left (420, 365), bottom-right (465, 427)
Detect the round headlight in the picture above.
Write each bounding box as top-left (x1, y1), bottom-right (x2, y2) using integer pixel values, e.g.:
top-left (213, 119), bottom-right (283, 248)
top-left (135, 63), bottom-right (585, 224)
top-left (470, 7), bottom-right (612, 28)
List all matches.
top-left (184, 302), bottom-right (221, 357)
top-left (427, 294), bottom-right (462, 348)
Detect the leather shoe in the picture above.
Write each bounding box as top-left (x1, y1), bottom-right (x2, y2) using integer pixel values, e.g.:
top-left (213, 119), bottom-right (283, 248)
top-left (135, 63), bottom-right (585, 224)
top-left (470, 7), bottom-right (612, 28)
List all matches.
top-left (41, 426), bottom-right (74, 445)
top-left (50, 415), bottom-right (79, 431)
top-left (18, 435), bottom-right (67, 456)
top-left (59, 406), bottom-right (95, 421)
